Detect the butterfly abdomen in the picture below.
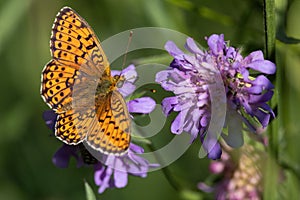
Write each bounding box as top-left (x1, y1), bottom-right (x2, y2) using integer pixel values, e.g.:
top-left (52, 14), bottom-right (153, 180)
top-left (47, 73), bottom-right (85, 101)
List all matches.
top-left (79, 144), bottom-right (98, 165)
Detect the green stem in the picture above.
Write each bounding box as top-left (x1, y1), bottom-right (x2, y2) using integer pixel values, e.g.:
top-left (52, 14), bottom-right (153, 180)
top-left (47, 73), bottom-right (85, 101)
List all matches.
top-left (263, 0), bottom-right (279, 199)
top-left (263, 0), bottom-right (276, 60)
top-left (263, 0), bottom-right (278, 159)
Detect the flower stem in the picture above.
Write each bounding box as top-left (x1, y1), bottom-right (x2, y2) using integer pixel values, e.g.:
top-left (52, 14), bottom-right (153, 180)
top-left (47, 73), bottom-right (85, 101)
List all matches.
top-left (263, 0), bottom-right (280, 199)
top-left (263, 0), bottom-right (276, 61)
top-left (263, 0), bottom-right (278, 159)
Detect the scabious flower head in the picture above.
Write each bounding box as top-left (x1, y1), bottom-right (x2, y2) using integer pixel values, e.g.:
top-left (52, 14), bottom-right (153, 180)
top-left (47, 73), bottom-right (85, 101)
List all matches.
top-left (206, 35), bottom-right (275, 129)
top-left (198, 144), bottom-right (264, 200)
top-left (43, 65), bottom-right (157, 193)
top-left (156, 34), bottom-right (276, 159)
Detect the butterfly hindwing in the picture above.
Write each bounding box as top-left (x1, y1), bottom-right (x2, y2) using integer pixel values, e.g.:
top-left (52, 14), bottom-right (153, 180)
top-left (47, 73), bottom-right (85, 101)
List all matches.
top-left (86, 91), bottom-right (131, 155)
top-left (55, 109), bottom-right (97, 144)
top-left (110, 90), bottom-right (131, 148)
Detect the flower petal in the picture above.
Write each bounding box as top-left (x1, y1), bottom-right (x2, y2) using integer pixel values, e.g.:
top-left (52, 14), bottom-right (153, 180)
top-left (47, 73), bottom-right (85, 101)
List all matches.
top-left (244, 51), bottom-right (276, 74)
top-left (118, 82), bottom-right (136, 97)
top-left (121, 64), bottom-right (138, 82)
top-left (129, 143), bottom-right (144, 154)
top-left (247, 60), bottom-right (276, 74)
top-left (207, 34), bottom-right (225, 56)
top-left (201, 133), bottom-right (222, 160)
top-left (165, 40), bottom-right (184, 58)
top-left (171, 110), bottom-right (188, 134)
top-left (127, 97), bottom-right (156, 114)
top-left (155, 70), bottom-right (171, 84)
top-left (251, 75), bottom-right (274, 90)
top-left (161, 96), bottom-right (178, 115)
top-left (98, 168), bottom-right (113, 193)
top-left (43, 110), bottom-right (57, 131)
top-left (113, 162), bottom-right (128, 188)
top-left (94, 163), bottom-right (106, 185)
top-left (52, 145), bottom-right (78, 168)
top-left (248, 90), bottom-right (273, 104)
top-left (185, 37), bottom-right (204, 55)
top-left (253, 108), bottom-right (271, 127)
top-left (207, 142), bottom-right (222, 160)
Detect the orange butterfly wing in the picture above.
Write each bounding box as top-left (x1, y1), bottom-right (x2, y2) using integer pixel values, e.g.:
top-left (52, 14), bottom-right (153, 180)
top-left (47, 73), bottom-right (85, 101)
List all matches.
top-left (41, 7), bottom-right (110, 112)
top-left (86, 91), bottom-right (131, 155)
top-left (41, 7), bottom-right (131, 155)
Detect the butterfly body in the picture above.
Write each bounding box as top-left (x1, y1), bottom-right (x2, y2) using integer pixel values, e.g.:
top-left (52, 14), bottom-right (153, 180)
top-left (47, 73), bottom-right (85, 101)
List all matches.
top-left (96, 75), bottom-right (119, 96)
top-left (41, 7), bottom-right (131, 156)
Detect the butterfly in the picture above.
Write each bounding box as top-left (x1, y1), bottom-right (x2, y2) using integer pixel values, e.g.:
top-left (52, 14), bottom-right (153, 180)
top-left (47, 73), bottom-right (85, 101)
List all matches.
top-left (40, 7), bottom-right (131, 156)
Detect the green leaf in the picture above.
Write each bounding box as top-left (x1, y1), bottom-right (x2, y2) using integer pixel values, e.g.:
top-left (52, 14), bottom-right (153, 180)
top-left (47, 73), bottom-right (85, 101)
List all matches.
top-left (84, 181), bottom-right (97, 200)
top-left (276, 0), bottom-right (300, 44)
top-left (277, 31), bottom-right (300, 44)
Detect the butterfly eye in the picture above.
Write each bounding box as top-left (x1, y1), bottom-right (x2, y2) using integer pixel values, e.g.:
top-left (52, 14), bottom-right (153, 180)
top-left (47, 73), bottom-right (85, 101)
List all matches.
top-left (116, 79), bottom-right (124, 88)
top-left (114, 75), bottom-right (125, 88)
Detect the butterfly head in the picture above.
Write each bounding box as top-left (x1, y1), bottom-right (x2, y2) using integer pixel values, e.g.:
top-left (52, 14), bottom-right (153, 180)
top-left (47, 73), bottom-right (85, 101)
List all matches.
top-left (114, 75), bottom-right (125, 89)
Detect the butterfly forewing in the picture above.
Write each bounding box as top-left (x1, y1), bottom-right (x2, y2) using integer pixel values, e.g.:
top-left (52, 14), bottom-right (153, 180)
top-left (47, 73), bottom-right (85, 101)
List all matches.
top-left (41, 60), bottom-right (75, 112)
top-left (51, 7), bottom-right (109, 77)
top-left (41, 7), bottom-right (111, 110)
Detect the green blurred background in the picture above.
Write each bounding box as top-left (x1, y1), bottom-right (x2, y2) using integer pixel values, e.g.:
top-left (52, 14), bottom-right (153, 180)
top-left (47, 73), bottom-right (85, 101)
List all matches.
top-left (0, 0), bottom-right (299, 199)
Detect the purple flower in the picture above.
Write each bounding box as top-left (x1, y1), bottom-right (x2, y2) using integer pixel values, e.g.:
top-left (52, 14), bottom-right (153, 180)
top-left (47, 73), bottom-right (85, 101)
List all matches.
top-left (43, 65), bottom-right (157, 193)
top-left (207, 35), bottom-right (275, 128)
top-left (52, 143), bottom-right (84, 168)
top-left (156, 34), bottom-right (276, 159)
top-left (94, 143), bottom-right (158, 193)
top-left (198, 144), bottom-right (264, 199)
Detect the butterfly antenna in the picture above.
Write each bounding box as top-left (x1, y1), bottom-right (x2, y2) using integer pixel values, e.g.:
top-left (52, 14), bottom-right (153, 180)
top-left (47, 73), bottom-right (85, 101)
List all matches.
top-left (121, 31), bottom-right (133, 72)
